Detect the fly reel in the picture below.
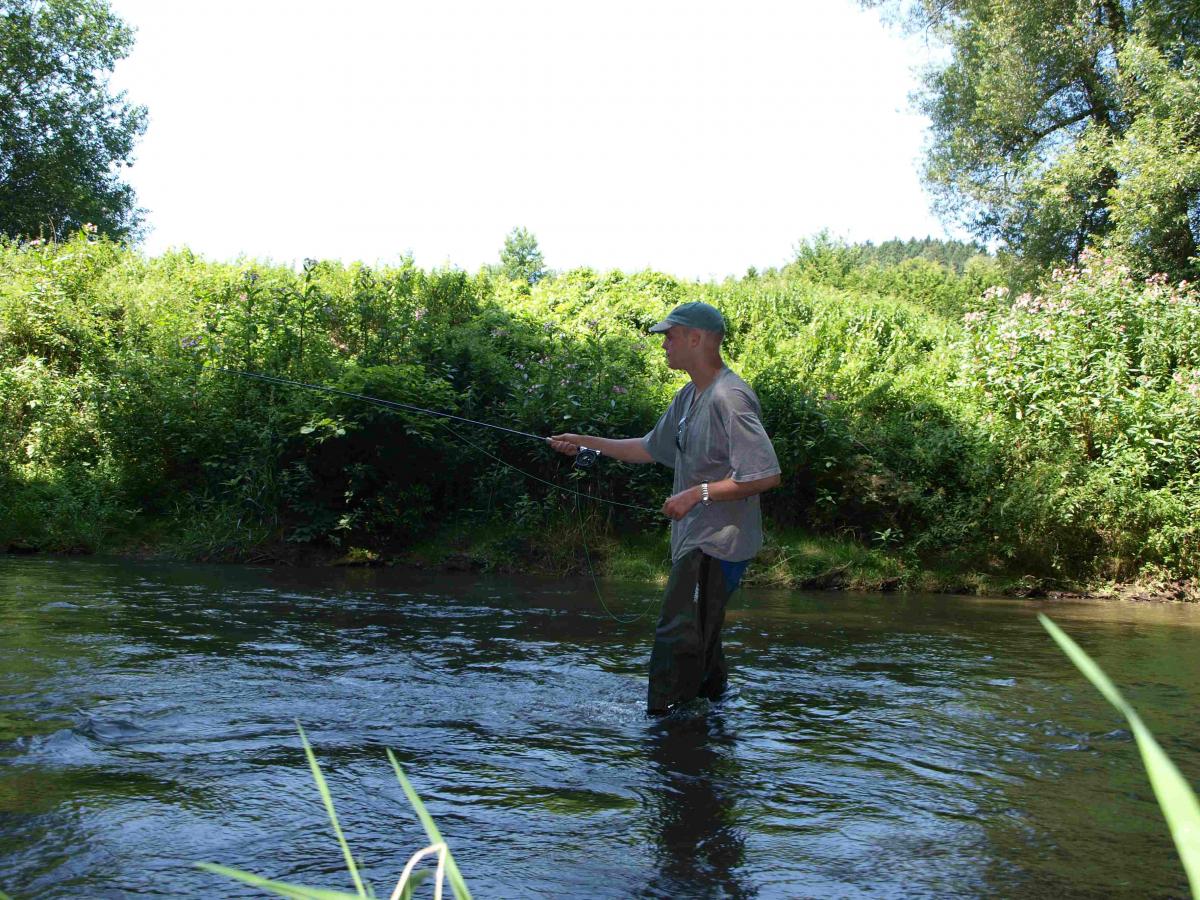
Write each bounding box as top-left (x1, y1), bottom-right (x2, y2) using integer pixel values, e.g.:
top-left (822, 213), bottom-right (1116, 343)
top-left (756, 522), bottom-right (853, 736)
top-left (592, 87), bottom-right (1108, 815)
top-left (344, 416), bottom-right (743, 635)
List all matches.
top-left (574, 446), bottom-right (601, 470)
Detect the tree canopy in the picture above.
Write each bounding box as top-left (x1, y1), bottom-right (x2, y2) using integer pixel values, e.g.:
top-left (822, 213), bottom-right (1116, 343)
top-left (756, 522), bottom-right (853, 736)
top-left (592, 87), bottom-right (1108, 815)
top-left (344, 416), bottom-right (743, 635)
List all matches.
top-left (868, 0), bottom-right (1200, 279)
top-left (500, 226), bottom-right (546, 285)
top-left (0, 0), bottom-right (146, 241)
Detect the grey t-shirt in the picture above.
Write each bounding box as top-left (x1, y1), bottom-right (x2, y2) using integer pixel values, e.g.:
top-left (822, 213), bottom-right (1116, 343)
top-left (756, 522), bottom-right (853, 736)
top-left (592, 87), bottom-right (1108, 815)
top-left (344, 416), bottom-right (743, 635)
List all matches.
top-left (642, 366), bottom-right (780, 563)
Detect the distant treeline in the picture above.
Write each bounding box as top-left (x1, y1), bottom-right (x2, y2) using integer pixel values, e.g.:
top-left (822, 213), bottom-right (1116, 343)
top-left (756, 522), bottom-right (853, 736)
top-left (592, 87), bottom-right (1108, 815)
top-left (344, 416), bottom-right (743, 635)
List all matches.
top-left (792, 233), bottom-right (991, 275)
top-left (2, 232), bottom-right (1198, 588)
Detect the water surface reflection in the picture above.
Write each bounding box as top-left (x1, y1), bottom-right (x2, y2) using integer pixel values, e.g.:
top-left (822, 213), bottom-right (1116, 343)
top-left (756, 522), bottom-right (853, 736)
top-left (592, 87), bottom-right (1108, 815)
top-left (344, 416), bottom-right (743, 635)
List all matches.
top-left (643, 714), bottom-right (750, 899)
top-left (1, 557), bottom-right (1198, 898)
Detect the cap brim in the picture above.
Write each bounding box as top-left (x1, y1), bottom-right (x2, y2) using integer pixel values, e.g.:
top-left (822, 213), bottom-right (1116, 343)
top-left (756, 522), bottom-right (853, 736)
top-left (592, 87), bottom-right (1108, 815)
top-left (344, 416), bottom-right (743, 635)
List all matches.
top-left (648, 319), bottom-right (673, 333)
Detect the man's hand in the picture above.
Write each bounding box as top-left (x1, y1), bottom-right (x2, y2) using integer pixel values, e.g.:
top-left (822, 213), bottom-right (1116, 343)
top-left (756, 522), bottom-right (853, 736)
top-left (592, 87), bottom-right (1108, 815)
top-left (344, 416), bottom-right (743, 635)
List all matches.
top-left (661, 486), bottom-right (702, 520)
top-left (548, 433), bottom-right (583, 457)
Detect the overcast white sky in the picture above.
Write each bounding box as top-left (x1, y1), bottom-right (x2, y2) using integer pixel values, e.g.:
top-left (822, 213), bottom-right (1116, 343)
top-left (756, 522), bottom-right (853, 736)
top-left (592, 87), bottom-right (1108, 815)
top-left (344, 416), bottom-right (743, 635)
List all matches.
top-left (107, 0), bottom-right (955, 280)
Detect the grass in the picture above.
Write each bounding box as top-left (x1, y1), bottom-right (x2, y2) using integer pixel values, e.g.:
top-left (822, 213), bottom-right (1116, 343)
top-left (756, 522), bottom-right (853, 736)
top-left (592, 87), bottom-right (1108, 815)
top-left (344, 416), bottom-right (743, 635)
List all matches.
top-left (1041, 615), bottom-right (1200, 896)
top-left (598, 528), bottom-right (671, 584)
top-left (0, 473), bottom-right (136, 554)
top-left (198, 722), bottom-right (472, 900)
top-left (751, 528), bottom-right (906, 590)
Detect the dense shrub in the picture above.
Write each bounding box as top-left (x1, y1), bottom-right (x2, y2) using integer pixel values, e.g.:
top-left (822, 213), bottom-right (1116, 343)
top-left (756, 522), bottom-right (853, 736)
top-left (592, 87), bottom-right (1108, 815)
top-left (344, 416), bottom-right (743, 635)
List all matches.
top-left (2, 232), bottom-right (1198, 585)
top-left (959, 253), bottom-right (1200, 576)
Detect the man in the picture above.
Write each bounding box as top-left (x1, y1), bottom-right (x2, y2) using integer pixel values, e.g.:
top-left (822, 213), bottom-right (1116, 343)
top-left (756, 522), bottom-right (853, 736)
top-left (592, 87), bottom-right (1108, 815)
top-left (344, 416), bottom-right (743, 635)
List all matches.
top-left (549, 301), bottom-right (781, 714)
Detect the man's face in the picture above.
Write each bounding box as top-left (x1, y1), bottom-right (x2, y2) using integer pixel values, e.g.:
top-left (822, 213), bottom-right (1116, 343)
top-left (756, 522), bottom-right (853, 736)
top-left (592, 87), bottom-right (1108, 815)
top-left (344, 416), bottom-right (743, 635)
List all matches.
top-left (661, 325), bottom-right (693, 370)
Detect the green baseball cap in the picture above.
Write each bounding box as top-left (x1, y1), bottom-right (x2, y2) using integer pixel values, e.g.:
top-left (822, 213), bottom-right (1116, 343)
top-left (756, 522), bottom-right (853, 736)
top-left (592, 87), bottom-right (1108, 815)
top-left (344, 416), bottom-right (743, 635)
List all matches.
top-left (648, 301), bottom-right (726, 334)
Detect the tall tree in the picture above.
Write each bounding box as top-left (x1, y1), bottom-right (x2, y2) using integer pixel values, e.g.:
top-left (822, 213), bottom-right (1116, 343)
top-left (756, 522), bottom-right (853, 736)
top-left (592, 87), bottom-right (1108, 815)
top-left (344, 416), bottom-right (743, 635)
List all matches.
top-left (500, 226), bottom-right (546, 285)
top-left (867, 0), bottom-right (1200, 278)
top-left (0, 0), bottom-right (146, 241)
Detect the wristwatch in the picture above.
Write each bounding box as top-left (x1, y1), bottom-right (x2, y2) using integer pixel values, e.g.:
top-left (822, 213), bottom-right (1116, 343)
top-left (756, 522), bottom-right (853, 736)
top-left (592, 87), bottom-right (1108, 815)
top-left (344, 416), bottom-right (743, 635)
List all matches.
top-left (700, 482), bottom-right (711, 506)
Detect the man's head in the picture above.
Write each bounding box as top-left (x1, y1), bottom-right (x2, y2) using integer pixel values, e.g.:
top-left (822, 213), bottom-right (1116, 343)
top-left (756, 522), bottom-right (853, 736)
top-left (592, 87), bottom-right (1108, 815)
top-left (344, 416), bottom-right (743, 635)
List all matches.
top-left (649, 301), bottom-right (725, 371)
top-left (648, 301), bottom-right (726, 337)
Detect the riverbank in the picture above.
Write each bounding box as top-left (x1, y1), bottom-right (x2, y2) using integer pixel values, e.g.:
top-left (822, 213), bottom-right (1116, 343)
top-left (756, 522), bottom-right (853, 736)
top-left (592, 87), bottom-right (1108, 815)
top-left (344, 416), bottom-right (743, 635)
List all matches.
top-left (9, 520), bottom-right (1196, 602)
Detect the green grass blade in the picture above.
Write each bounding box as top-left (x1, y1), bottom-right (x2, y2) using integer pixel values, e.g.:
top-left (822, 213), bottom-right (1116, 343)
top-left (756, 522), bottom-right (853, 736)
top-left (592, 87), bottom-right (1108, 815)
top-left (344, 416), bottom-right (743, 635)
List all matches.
top-left (1040, 614), bottom-right (1200, 895)
top-left (296, 721), bottom-right (369, 899)
top-left (386, 749), bottom-right (473, 900)
top-left (394, 868), bottom-right (433, 900)
top-left (196, 862), bottom-right (362, 899)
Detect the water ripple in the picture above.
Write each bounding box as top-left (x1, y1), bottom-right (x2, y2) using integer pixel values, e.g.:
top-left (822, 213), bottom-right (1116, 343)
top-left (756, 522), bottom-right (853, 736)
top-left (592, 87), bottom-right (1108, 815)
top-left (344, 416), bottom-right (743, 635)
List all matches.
top-left (1, 558), bottom-right (1199, 898)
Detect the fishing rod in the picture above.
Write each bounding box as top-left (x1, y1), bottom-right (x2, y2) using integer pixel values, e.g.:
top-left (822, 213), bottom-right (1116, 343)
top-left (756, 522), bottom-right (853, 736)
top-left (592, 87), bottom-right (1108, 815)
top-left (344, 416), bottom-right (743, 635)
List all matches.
top-left (208, 366), bottom-right (603, 469)
top-left (205, 364), bottom-right (660, 623)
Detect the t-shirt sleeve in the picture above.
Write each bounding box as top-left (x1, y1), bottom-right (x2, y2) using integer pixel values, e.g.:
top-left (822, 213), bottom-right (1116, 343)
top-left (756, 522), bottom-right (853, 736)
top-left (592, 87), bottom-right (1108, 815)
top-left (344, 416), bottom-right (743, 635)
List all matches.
top-left (642, 390), bottom-right (683, 468)
top-left (726, 390), bottom-right (781, 482)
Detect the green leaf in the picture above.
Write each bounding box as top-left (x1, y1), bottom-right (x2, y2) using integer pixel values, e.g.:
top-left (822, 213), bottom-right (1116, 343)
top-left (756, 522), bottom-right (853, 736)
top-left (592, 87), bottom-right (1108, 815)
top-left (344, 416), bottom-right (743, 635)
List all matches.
top-left (1039, 614), bottom-right (1200, 895)
top-left (386, 749), bottom-right (473, 900)
top-left (195, 863), bottom-right (362, 900)
top-left (296, 722), bottom-right (369, 899)
top-left (394, 868), bottom-right (432, 900)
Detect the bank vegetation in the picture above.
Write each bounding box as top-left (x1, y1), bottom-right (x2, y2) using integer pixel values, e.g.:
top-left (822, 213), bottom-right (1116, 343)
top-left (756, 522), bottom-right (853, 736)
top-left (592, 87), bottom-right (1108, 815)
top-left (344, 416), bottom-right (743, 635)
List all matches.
top-left (3, 232), bottom-right (1199, 597)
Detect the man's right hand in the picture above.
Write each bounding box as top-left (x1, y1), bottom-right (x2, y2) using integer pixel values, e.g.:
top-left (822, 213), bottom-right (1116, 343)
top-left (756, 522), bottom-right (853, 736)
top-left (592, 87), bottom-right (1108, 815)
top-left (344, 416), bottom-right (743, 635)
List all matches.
top-left (548, 433), bottom-right (583, 457)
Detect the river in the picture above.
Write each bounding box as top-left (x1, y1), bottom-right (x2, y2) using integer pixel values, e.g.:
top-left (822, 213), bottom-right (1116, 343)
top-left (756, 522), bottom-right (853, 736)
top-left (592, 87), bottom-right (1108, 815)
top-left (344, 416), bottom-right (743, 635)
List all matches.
top-left (1, 556), bottom-right (1198, 898)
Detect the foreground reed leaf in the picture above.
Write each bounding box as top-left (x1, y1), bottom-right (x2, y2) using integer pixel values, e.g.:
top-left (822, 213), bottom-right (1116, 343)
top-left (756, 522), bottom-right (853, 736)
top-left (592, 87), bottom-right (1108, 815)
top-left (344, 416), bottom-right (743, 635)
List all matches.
top-left (1040, 614), bottom-right (1200, 896)
top-left (200, 726), bottom-right (464, 899)
top-left (195, 863), bottom-right (362, 900)
top-left (296, 721), bottom-right (370, 899)
top-left (386, 749), bottom-right (473, 900)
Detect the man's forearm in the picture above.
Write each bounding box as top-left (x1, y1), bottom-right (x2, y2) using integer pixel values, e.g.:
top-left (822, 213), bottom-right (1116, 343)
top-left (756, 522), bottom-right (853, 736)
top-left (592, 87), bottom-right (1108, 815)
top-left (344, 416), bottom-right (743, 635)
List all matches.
top-left (549, 433), bottom-right (655, 464)
top-left (705, 473), bottom-right (781, 502)
top-left (580, 436), bottom-right (655, 464)
top-left (661, 472), bottom-right (780, 520)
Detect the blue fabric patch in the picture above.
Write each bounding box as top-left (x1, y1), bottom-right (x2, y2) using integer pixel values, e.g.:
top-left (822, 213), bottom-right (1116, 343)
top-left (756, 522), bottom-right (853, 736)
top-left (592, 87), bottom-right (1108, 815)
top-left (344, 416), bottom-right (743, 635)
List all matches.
top-left (719, 559), bottom-right (750, 593)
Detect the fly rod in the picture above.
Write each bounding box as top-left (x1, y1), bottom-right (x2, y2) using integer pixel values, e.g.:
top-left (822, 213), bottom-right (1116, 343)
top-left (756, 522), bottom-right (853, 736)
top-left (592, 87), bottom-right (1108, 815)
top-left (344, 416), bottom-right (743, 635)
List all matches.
top-left (208, 365), bottom-right (602, 468)
top-left (206, 363), bottom-right (658, 621)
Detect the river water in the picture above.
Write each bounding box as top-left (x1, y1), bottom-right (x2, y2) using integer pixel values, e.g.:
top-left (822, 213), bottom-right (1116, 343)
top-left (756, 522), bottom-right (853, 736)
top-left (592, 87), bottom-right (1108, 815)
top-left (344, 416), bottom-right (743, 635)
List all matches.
top-left (1, 557), bottom-right (1198, 898)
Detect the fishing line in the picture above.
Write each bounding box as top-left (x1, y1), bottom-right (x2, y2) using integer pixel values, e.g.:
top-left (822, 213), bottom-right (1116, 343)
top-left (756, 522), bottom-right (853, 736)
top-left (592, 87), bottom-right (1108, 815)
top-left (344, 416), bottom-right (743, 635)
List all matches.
top-left (573, 490), bottom-right (659, 625)
top-left (428, 417), bottom-right (656, 514)
top-left (208, 366), bottom-right (553, 445)
top-left (434, 420), bottom-right (659, 624)
top-left (207, 364), bottom-right (660, 623)
top-left (206, 365), bottom-right (654, 513)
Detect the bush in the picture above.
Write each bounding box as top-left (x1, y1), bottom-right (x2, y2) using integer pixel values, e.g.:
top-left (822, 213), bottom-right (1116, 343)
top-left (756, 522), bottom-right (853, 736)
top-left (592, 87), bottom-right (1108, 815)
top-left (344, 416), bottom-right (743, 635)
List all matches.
top-left (4, 232), bottom-right (1199, 586)
top-left (960, 253), bottom-right (1200, 575)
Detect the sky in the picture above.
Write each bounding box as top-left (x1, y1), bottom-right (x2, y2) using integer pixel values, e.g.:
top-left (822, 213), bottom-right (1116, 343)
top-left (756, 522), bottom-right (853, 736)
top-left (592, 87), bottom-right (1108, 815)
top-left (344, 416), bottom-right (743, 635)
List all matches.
top-left (106, 0), bottom-right (956, 280)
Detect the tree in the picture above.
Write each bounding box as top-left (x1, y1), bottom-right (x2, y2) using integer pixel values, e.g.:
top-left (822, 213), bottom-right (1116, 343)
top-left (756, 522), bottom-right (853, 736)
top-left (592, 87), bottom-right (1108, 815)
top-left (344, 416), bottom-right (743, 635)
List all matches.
top-left (867, 0), bottom-right (1200, 279)
top-left (500, 226), bottom-right (546, 285)
top-left (0, 0), bottom-right (146, 241)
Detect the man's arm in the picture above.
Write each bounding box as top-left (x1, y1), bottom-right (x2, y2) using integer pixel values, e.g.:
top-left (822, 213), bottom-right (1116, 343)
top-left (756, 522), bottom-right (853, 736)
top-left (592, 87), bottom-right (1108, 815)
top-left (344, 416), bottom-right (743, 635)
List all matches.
top-left (661, 473), bottom-right (781, 520)
top-left (548, 433), bottom-right (655, 464)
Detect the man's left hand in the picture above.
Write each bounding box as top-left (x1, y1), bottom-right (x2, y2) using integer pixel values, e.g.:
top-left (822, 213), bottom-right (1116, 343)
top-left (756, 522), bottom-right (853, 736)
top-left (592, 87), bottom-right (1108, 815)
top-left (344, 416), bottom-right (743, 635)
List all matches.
top-left (662, 486), bottom-right (702, 520)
